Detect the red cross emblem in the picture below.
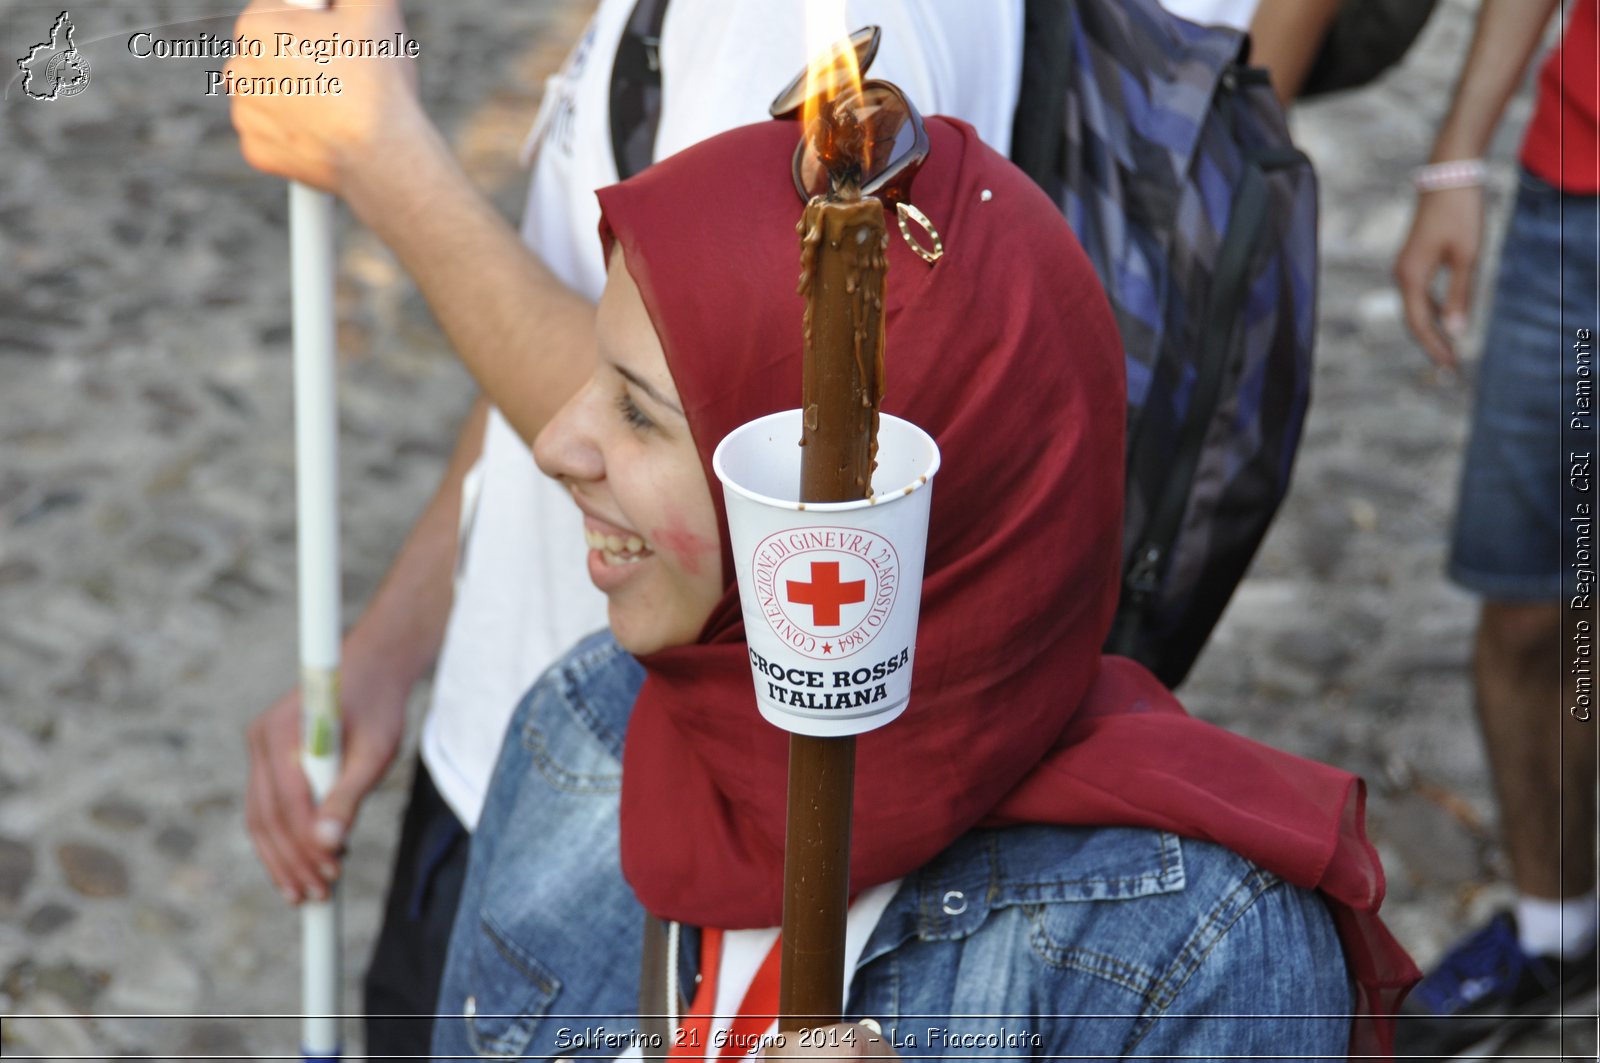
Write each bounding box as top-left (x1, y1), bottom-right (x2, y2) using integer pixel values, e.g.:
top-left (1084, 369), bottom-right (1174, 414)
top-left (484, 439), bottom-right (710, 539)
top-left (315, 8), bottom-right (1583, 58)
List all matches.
top-left (785, 561), bottom-right (866, 627)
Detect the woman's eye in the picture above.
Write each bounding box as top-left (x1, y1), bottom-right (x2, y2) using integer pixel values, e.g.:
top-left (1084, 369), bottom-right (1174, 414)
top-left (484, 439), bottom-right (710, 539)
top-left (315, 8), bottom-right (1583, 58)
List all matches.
top-left (616, 391), bottom-right (656, 431)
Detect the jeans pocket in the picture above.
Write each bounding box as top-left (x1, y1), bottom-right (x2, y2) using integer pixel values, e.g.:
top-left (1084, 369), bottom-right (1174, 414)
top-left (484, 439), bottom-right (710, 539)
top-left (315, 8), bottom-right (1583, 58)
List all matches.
top-left (1024, 904), bottom-right (1162, 998)
top-left (459, 908), bottom-right (563, 1059)
top-left (1517, 166), bottom-right (1559, 197)
top-left (521, 680), bottom-right (624, 794)
top-left (1511, 166), bottom-right (1565, 229)
top-left (1012, 830), bottom-right (1187, 998)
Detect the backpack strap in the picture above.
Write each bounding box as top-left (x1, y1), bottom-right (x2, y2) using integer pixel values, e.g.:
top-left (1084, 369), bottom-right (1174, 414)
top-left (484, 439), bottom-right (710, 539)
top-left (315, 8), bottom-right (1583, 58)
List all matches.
top-left (610, 0), bottom-right (672, 181)
top-left (1009, 0), bottom-right (1073, 202)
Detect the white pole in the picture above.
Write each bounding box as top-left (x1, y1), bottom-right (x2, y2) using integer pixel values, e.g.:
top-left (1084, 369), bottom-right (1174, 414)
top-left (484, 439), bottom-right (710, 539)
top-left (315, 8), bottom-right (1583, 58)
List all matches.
top-left (282, 2), bottom-right (341, 1060)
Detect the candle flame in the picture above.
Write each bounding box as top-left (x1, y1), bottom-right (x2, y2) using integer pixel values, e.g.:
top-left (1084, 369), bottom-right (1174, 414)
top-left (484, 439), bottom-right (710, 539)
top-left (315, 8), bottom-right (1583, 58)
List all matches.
top-left (800, 17), bottom-right (870, 194)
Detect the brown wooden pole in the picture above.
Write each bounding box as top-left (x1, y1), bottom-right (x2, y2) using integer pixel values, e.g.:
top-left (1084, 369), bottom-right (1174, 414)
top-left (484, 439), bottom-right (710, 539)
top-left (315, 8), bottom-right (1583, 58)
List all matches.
top-left (779, 732), bottom-right (857, 1030)
top-left (780, 177), bottom-right (887, 1032)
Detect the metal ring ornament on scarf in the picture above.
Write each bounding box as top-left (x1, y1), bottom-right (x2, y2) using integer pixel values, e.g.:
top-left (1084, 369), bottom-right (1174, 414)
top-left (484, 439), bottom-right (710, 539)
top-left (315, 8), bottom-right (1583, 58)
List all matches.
top-left (896, 202), bottom-right (943, 264)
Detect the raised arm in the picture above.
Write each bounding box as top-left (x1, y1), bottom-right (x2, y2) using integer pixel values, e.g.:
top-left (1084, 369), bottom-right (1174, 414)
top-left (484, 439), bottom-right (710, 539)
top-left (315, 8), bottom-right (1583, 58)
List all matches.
top-left (226, 0), bottom-right (594, 446)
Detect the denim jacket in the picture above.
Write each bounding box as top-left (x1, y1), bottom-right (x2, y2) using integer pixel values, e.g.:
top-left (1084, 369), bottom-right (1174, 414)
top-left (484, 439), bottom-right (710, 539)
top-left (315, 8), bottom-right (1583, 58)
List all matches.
top-left (433, 633), bottom-right (1353, 1060)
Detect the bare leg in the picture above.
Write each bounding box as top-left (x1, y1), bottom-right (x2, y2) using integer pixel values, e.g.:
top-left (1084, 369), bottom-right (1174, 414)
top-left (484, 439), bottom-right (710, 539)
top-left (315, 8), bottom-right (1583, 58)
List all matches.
top-left (1474, 601), bottom-right (1596, 900)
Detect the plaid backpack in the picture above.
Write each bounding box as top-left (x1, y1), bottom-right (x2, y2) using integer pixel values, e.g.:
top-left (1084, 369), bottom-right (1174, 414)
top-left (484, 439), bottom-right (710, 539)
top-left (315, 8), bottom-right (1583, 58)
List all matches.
top-left (1011, 0), bottom-right (1317, 688)
top-left (611, 0), bottom-right (1317, 689)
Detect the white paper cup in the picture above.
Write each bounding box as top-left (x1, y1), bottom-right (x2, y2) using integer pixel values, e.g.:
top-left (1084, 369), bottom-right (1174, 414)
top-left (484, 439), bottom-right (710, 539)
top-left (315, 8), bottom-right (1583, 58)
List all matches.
top-left (713, 410), bottom-right (940, 737)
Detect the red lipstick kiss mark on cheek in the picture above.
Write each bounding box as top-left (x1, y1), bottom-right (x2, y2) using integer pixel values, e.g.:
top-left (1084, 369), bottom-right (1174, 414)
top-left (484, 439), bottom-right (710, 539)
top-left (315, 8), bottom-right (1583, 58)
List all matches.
top-left (650, 517), bottom-right (717, 576)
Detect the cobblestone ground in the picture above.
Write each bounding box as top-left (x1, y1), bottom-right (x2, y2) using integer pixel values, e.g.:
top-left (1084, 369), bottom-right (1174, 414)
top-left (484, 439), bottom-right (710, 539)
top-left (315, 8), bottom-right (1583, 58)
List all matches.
top-left (0, 0), bottom-right (1595, 1059)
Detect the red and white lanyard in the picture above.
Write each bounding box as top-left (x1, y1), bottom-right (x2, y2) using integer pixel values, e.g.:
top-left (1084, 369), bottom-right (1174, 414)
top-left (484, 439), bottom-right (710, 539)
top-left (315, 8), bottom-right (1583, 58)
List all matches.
top-left (667, 928), bottom-right (783, 1061)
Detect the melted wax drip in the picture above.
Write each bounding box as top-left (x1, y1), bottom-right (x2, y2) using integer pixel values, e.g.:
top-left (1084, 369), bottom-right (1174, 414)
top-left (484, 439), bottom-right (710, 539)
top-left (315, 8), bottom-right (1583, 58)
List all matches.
top-left (797, 189), bottom-right (887, 498)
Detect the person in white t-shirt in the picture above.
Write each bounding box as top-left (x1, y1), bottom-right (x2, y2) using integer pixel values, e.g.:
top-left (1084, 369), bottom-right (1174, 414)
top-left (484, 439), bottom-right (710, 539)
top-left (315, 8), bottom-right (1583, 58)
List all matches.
top-left (225, 0), bottom-right (1020, 1055)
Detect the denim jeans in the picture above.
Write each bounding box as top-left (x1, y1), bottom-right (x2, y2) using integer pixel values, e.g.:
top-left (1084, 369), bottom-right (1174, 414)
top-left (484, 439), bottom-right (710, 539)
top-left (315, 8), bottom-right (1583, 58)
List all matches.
top-left (1451, 169), bottom-right (1600, 601)
top-left (433, 632), bottom-right (1354, 1059)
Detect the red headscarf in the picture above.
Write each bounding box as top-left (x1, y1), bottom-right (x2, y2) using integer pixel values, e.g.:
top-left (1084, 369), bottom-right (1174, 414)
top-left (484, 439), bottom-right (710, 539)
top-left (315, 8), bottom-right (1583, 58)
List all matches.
top-left (597, 118), bottom-right (1416, 1055)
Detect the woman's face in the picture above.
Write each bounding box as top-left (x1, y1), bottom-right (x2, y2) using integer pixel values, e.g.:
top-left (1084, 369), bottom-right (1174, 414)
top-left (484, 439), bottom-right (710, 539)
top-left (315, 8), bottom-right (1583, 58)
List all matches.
top-left (534, 250), bottom-right (724, 656)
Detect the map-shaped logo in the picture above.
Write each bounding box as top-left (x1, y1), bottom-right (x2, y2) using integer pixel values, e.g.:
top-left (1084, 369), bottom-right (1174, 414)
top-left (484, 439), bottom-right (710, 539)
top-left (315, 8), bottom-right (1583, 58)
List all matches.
top-left (18, 12), bottom-right (91, 101)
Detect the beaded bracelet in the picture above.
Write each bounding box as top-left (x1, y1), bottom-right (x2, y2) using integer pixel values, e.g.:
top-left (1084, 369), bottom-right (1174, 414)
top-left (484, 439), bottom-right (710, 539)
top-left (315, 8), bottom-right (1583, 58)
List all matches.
top-left (1411, 159), bottom-right (1487, 192)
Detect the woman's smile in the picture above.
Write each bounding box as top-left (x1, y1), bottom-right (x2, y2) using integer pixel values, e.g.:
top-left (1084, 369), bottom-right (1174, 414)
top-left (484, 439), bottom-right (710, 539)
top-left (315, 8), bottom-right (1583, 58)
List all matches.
top-left (582, 517), bottom-right (653, 565)
top-left (581, 511), bottom-right (658, 593)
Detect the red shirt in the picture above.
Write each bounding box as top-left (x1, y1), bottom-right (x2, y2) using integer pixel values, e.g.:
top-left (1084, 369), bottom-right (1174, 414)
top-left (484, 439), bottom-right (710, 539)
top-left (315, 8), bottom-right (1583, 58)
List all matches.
top-left (1521, 0), bottom-right (1600, 192)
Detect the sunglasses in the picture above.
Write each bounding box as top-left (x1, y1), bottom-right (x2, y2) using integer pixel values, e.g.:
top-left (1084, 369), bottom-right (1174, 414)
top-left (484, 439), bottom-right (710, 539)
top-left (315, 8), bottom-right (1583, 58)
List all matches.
top-left (769, 26), bottom-right (930, 208)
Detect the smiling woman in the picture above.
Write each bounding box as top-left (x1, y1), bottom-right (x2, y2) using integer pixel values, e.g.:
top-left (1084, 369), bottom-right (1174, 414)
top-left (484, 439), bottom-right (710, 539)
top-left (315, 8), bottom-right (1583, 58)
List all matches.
top-left (534, 251), bottom-right (722, 656)
top-left (431, 116), bottom-right (1416, 1062)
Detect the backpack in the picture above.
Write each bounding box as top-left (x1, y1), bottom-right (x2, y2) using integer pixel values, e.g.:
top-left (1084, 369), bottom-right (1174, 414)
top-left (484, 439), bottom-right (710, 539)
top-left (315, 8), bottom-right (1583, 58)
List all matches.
top-left (610, 0), bottom-right (1317, 689)
top-left (1010, 0), bottom-right (1316, 688)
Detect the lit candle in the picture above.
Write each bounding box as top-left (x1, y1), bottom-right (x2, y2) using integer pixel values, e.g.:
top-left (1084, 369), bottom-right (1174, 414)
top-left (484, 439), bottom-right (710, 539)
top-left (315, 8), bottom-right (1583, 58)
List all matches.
top-left (780, 87), bottom-right (888, 1034)
top-left (797, 96), bottom-right (888, 504)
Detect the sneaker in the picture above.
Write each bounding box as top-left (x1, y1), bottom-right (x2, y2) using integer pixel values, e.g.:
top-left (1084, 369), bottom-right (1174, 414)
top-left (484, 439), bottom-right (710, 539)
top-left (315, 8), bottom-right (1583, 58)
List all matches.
top-left (1394, 912), bottom-right (1598, 1061)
